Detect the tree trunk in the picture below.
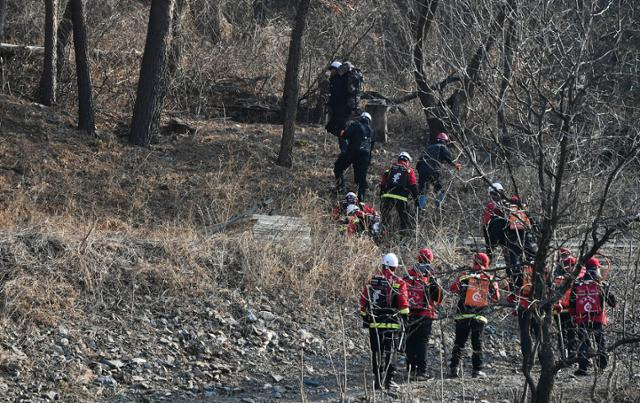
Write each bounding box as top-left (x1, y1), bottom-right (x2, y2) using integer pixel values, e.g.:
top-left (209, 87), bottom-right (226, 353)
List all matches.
top-left (535, 308), bottom-right (556, 403)
top-left (39, 0), bottom-right (58, 106)
top-left (56, 0), bottom-right (74, 77)
top-left (70, 0), bottom-right (95, 135)
top-left (129, 0), bottom-right (175, 146)
top-left (276, 0), bottom-right (311, 168)
top-left (0, 0), bottom-right (7, 40)
top-left (412, 0), bottom-right (444, 143)
top-left (152, 0), bottom-right (186, 131)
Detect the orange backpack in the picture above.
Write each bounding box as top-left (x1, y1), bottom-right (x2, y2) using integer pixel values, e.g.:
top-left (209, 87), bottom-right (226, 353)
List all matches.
top-left (508, 204), bottom-right (531, 230)
top-left (464, 275), bottom-right (490, 308)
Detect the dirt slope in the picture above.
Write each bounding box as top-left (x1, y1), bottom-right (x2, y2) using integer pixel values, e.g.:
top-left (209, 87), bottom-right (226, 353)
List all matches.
top-left (0, 95), bottom-right (632, 402)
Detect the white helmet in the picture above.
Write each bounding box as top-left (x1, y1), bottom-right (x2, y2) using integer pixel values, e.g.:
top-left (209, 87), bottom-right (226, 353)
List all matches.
top-left (346, 204), bottom-right (360, 216)
top-left (345, 192), bottom-right (358, 204)
top-left (488, 182), bottom-right (503, 195)
top-left (382, 253), bottom-right (399, 268)
top-left (360, 112), bottom-right (372, 122)
top-left (398, 152), bottom-right (412, 162)
top-left (330, 61), bottom-right (342, 70)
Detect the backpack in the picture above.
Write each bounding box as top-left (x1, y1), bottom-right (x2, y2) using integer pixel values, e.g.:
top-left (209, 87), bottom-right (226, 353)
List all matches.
top-left (358, 122), bottom-right (373, 153)
top-left (463, 275), bottom-right (490, 308)
top-left (383, 164), bottom-right (409, 192)
top-left (346, 68), bottom-right (364, 96)
top-left (575, 281), bottom-right (602, 320)
top-left (507, 204), bottom-right (531, 230)
top-left (368, 276), bottom-right (391, 310)
top-left (407, 279), bottom-right (428, 311)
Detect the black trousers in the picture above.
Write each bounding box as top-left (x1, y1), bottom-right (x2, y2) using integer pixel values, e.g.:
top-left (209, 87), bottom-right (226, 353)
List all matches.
top-left (555, 312), bottom-right (576, 359)
top-left (369, 329), bottom-right (399, 389)
top-left (450, 318), bottom-right (485, 371)
top-left (406, 317), bottom-right (433, 375)
top-left (381, 198), bottom-right (411, 230)
top-left (334, 151), bottom-right (370, 201)
top-left (325, 108), bottom-right (351, 152)
top-left (416, 161), bottom-right (442, 194)
top-left (576, 323), bottom-right (607, 371)
top-left (518, 309), bottom-right (541, 358)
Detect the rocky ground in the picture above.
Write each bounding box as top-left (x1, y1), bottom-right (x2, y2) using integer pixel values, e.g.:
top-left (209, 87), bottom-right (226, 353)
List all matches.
top-left (0, 94), bottom-right (638, 402)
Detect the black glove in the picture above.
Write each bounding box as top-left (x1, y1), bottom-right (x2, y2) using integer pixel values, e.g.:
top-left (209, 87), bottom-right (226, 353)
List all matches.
top-left (361, 314), bottom-right (371, 328)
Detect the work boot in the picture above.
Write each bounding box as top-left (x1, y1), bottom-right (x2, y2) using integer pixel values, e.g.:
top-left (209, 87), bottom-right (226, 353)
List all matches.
top-left (472, 370), bottom-right (487, 378)
top-left (448, 366), bottom-right (459, 379)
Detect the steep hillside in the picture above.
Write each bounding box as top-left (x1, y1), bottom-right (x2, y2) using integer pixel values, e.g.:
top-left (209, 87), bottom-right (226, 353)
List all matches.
top-left (0, 95), bottom-right (638, 402)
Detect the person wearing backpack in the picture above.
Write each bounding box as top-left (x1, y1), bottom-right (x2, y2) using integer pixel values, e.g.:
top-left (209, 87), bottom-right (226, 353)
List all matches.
top-left (511, 262), bottom-right (542, 361)
top-left (552, 254), bottom-right (580, 360)
top-left (325, 61), bottom-right (350, 152)
top-left (403, 247), bottom-right (444, 380)
top-left (379, 152), bottom-right (419, 231)
top-left (359, 253), bottom-right (410, 390)
top-left (448, 252), bottom-right (500, 378)
top-left (333, 112), bottom-right (375, 201)
top-left (569, 257), bottom-right (617, 376)
top-left (339, 61), bottom-right (364, 113)
top-left (416, 132), bottom-right (462, 209)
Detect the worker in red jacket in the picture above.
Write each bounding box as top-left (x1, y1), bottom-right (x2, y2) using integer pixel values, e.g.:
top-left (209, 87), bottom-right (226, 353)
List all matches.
top-left (552, 253), bottom-right (580, 359)
top-left (448, 252), bottom-right (500, 378)
top-left (569, 257), bottom-right (617, 376)
top-left (379, 152), bottom-right (419, 231)
top-left (482, 182), bottom-right (506, 260)
top-left (360, 253), bottom-right (409, 390)
top-left (403, 247), bottom-right (444, 380)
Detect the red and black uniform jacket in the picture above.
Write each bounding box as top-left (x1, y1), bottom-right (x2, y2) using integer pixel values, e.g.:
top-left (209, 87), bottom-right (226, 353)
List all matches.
top-left (404, 270), bottom-right (443, 319)
top-left (482, 200), bottom-right (503, 226)
top-left (379, 160), bottom-right (419, 202)
top-left (360, 269), bottom-right (409, 329)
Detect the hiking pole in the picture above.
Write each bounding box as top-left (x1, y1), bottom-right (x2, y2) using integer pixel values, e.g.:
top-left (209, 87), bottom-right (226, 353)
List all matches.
top-left (558, 315), bottom-right (566, 360)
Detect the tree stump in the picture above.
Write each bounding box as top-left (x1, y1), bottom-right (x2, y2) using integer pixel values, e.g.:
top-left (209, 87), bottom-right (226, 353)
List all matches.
top-left (365, 102), bottom-right (389, 143)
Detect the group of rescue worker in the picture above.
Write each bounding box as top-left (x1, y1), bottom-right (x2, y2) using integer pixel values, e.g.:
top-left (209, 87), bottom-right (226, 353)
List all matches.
top-left (327, 60), bottom-right (461, 230)
top-left (324, 60), bottom-right (618, 391)
top-left (358, 247), bottom-right (616, 390)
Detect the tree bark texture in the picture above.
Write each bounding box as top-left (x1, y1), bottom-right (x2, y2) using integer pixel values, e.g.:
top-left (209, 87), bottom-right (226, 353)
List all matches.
top-left (56, 0), bottom-right (74, 76)
top-left (153, 0), bottom-right (186, 131)
top-left (412, 0), bottom-right (444, 143)
top-left (276, 0), bottom-right (311, 167)
top-left (0, 0), bottom-right (7, 40)
top-left (129, 0), bottom-right (175, 146)
top-left (39, 0), bottom-right (58, 106)
top-left (70, 0), bottom-right (95, 135)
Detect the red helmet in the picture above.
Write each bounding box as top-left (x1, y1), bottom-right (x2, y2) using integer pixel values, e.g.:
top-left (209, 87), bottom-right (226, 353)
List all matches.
top-left (559, 248), bottom-right (572, 259)
top-left (586, 257), bottom-right (601, 268)
top-left (472, 252), bottom-right (490, 270)
top-left (436, 132), bottom-right (449, 142)
top-left (417, 247), bottom-right (434, 263)
top-left (562, 256), bottom-right (577, 267)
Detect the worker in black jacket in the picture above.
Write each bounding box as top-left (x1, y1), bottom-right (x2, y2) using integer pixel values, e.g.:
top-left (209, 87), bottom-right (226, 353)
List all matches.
top-left (416, 132), bottom-right (462, 209)
top-left (333, 112), bottom-right (375, 201)
top-left (325, 61), bottom-right (350, 153)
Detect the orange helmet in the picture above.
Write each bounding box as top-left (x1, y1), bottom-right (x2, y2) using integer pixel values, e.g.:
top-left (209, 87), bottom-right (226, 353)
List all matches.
top-left (417, 247), bottom-right (434, 263)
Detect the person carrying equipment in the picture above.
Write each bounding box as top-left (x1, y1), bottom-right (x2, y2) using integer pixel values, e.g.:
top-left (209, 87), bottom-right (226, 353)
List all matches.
top-left (379, 152), bottom-right (419, 231)
top-left (569, 257), bottom-right (617, 376)
top-left (448, 252), bottom-right (500, 379)
top-left (482, 182), bottom-right (506, 260)
top-left (360, 253), bottom-right (409, 390)
top-left (334, 112), bottom-right (375, 201)
top-left (416, 132), bottom-right (462, 209)
top-left (344, 204), bottom-right (381, 238)
top-left (325, 61), bottom-right (350, 152)
top-left (331, 191), bottom-right (378, 220)
top-left (403, 247), bottom-right (444, 380)
top-left (552, 254), bottom-right (580, 360)
top-left (512, 262), bottom-right (541, 361)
